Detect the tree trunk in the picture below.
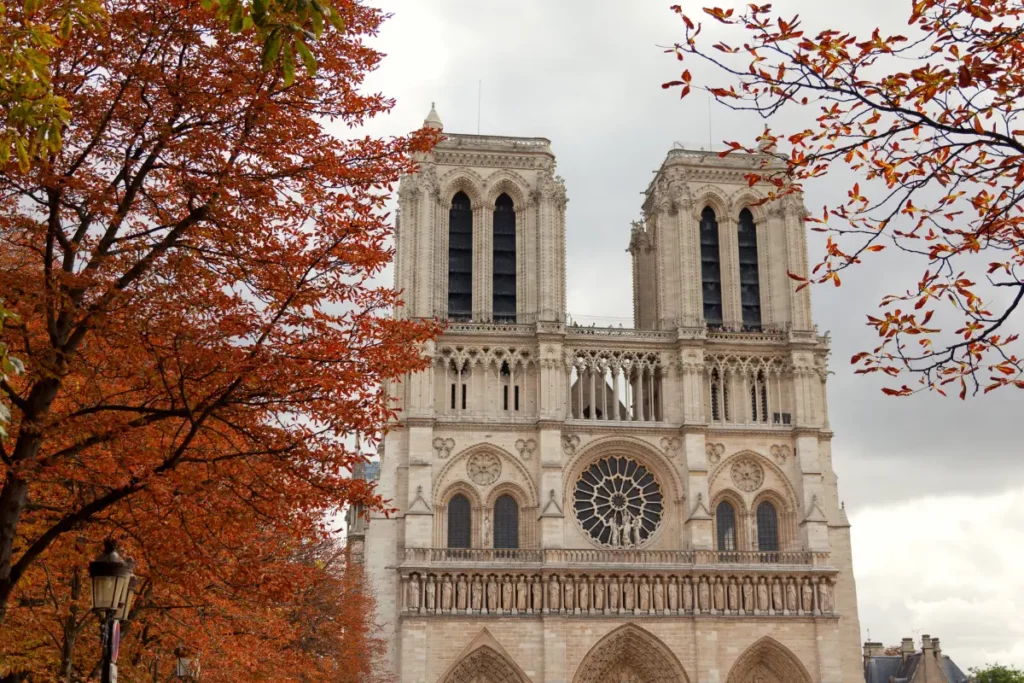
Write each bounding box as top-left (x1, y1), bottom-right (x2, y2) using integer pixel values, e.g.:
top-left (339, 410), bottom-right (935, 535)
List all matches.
top-left (0, 474), bottom-right (30, 624)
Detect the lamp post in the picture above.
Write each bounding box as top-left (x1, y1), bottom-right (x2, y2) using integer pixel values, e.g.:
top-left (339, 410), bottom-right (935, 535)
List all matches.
top-left (89, 539), bottom-right (135, 683)
top-left (174, 647), bottom-right (200, 682)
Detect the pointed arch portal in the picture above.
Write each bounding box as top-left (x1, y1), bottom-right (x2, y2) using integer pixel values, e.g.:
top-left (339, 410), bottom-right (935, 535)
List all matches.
top-left (724, 637), bottom-right (814, 683)
top-left (572, 624), bottom-right (691, 683)
top-left (438, 631), bottom-right (530, 683)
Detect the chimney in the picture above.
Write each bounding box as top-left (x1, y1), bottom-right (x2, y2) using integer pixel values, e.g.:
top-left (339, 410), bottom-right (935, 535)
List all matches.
top-left (922, 634), bottom-right (933, 652)
top-left (902, 637), bottom-right (915, 662)
top-left (863, 642), bottom-right (885, 662)
top-left (932, 637), bottom-right (941, 659)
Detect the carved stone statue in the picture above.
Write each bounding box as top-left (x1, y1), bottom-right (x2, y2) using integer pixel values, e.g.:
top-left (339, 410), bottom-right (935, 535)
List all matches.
top-left (743, 580), bottom-right (754, 612)
top-left (457, 575), bottom-right (468, 611)
top-left (610, 519), bottom-right (622, 548)
top-left (408, 576), bottom-right (421, 612)
top-left (482, 511), bottom-right (492, 549)
top-left (631, 514), bottom-right (644, 546)
top-left (638, 577), bottom-right (651, 612)
top-left (425, 576), bottom-right (436, 611)
top-left (713, 578), bottom-right (725, 611)
top-left (564, 578), bottom-right (575, 612)
top-left (667, 578), bottom-right (679, 611)
top-left (623, 577), bottom-right (635, 611)
top-left (698, 578), bottom-right (710, 612)
top-left (441, 575), bottom-right (453, 611)
top-left (653, 578), bottom-right (665, 612)
top-left (471, 577), bottom-right (483, 611)
top-left (801, 580), bottom-right (813, 612)
top-left (516, 576), bottom-right (528, 612)
top-left (728, 580), bottom-right (739, 611)
top-left (548, 577), bottom-right (561, 612)
top-left (609, 577), bottom-right (621, 611)
top-left (578, 578), bottom-right (590, 611)
top-left (786, 581), bottom-right (798, 613)
top-left (683, 578), bottom-right (694, 612)
top-left (772, 581), bottom-right (784, 612)
top-left (486, 575), bottom-right (498, 611)
top-left (756, 580), bottom-right (769, 612)
top-left (818, 581), bottom-right (831, 613)
top-left (594, 579), bottom-right (605, 611)
top-left (619, 511), bottom-right (633, 548)
top-left (502, 577), bottom-right (514, 611)
top-left (531, 577), bottom-right (542, 613)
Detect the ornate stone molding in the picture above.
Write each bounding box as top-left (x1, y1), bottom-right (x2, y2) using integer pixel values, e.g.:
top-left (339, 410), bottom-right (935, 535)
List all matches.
top-left (433, 437), bottom-right (456, 459)
top-left (706, 442), bottom-right (725, 466)
top-left (770, 444), bottom-right (792, 465)
top-left (515, 438), bottom-right (537, 460)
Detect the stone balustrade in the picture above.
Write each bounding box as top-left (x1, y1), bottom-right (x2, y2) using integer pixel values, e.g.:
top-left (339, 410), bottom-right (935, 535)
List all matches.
top-left (402, 547), bottom-right (829, 568)
top-left (400, 569), bottom-right (837, 618)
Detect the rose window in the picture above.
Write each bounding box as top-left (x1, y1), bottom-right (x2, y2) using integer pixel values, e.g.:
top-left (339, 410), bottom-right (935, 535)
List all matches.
top-left (573, 456), bottom-right (663, 547)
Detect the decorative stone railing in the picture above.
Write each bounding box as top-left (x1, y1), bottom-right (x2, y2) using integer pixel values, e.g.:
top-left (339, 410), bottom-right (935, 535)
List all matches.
top-left (402, 548), bottom-right (829, 568)
top-left (400, 569), bottom-right (838, 618)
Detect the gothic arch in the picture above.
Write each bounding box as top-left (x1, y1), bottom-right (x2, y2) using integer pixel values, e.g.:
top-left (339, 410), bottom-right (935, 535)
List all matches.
top-left (724, 636), bottom-right (814, 683)
top-left (440, 169), bottom-right (486, 208)
top-left (483, 169), bottom-right (531, 208)
top-left (438, 629), bottom-right (530, 683)
top-left (434, 443), bottom-right (539, 508)
top-left (693, 186), bottom-right (731, 220)
top-left (563, 435), bottom-right (685, 506)
top-left (730, 190), bottom-right (770, 224)
top-left (708, 449), bottom-right (798, 513)
top-left (571, 624), bottom-right (691, 683)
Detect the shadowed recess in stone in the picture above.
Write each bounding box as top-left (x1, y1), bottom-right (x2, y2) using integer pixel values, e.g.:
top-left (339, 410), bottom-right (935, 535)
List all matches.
top-left (724, 636), bottom-right (814, 683)
top-left (571, 624), bottom-right (691, 683)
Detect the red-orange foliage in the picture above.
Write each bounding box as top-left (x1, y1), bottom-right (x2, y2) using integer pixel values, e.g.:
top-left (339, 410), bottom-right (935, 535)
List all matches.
top-left (665, 0), bottom-right (1024, 398)
top-left (0, 0), bottom-right (438, 678)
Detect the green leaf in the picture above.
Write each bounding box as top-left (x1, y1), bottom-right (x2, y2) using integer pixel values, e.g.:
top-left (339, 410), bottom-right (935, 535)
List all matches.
top-left (229, 4), bottom-right (244, 33)
top-left (295, 39), bottom-right (316, 76)
top-left (262, 29), bottom-right (282, 71)
top-left (251, 0), bottom-right (267, 21)
top-left (282, 41), bottom-right (295, 86)
top-left (328, 4), bottom-right (344, 31)
top-left (310, 8), bottom-right (323, 38)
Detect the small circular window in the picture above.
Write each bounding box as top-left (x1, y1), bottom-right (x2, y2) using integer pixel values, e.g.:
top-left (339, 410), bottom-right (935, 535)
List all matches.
top-left (573, 456), bottom-right (663, 547)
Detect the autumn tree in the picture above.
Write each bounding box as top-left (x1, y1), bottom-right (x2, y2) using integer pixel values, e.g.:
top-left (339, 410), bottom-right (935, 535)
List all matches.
top-left (0, 0), bottom-right (347, 172)
top-left (0, 0), bottom-right (438, 676)
top-left (665, 0), bottom-right (1024, 397)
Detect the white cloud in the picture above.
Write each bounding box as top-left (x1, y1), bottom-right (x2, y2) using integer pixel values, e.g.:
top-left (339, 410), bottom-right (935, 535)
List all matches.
top-left (852, 489), bottom-right (1024, 670)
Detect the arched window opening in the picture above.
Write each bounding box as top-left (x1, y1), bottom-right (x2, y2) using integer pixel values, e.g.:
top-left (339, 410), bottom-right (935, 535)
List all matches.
top-left (750, 370), bottom-right (769, 423)
top-left (716, 501), bottom-right (737, 553)
top-left (711, 369), bottom-right (721, 422)
top-left (738, 208), bottom-right (761, 330)
top-left (493, 193), bottom-right (517, 323)
top-left (757, 501), bottom-right (779, 554)
top-left (711, 368), bottom-right (730, 423)
top-left (448, 191), bottom-right (473, 321)
top-left (493, 494), bottom-right (519, 549)
top-left (447, 494), bottom-right (471, 549)
top-left (700, 206), bottom-right (723, 327)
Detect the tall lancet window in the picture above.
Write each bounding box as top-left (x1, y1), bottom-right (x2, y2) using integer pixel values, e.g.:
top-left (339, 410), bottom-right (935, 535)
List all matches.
top-left (738, 208), bottom-right (762, 329)
top-left (492, 193), bottom-right (517, 323)
top-left (448, 191), bottom-right (473, 321)
top-left (700, 206), bottom-right (723, 327)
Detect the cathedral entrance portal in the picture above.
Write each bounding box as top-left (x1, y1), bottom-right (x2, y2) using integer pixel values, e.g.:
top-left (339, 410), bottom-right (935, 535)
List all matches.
top-left (571, 625), bottom-right (690, 683)
top-left (723, 637), bottom-right (814, 683)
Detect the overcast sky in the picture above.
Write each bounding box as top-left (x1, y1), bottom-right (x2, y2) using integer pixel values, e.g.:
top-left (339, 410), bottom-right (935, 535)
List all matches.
top-left (351, 0), bottom-right (1024, 669)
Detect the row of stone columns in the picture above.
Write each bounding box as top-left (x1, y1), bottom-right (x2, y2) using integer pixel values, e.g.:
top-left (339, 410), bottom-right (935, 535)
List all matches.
top-left (402, 571), bottom-right (835, 618)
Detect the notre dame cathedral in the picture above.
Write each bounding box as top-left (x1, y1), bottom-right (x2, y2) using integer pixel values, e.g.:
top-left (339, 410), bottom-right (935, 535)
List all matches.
top-left (351, 104), bottom-right (863, 683)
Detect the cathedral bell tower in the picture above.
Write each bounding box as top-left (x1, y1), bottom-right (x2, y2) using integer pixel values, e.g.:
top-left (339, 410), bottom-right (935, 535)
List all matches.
top-left (362, 110), bottom-right (864, 683)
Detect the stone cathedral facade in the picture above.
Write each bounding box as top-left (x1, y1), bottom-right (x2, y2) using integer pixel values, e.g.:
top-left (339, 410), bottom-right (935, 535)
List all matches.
top-left (359, 105), bottom-right (863, 683)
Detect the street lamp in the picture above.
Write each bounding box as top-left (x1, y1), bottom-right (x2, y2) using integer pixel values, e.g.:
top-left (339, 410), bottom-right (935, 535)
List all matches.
top-left (174, 647), bottom-right (200, 682)
top-left (89, 539), bottom-right (135, 683)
